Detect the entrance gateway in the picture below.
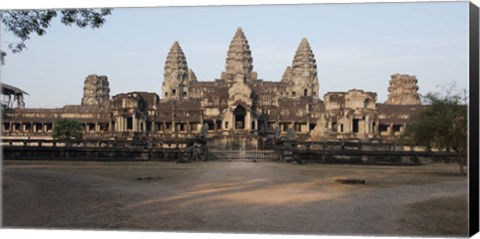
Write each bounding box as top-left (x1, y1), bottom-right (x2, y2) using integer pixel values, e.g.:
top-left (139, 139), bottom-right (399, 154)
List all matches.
top-left (210, 148), bottom-right (278, 161)
top-left (234, 105), bottom-right (246, 130)
top-left (208, 133), bottom-right (279, 162)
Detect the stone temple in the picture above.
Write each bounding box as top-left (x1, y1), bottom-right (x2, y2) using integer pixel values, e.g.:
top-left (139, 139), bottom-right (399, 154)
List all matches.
top-left (1, 27), bottom-right (427, 146)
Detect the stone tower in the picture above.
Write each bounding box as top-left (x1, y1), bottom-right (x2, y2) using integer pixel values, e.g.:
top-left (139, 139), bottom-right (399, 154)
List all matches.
top-left (287, 38), bottom-right (319, 98)
top-left (386, 74), bottom-right (421, 105)
top-left (188, 68), bottom-right (197, 82)
top-left (221, 27), bottom-right (257, 82)
top-left (162, 41), bottom-right (189, 100)
top-left (281, 66), bottom-right (292, 83)
top-left (81, 74), bottom-right (110, 106)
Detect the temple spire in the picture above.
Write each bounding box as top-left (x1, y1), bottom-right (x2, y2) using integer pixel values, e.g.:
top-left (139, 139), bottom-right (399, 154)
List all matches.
top-left (287, 38), bottom-right (319, 98)
top-left (221, 27), bottom-right (257, 82)
top-left (386, 74), bottom-right (421, 105)
top-left (81, 75), bottom-right (110, 106)
top-left (162, 41), bottom-right (189, 100)
top-left (281, 66), bottom-right (292, 83)
top-left (291, 38), bottom-right (317, 79)
top-left (164, 41), bottom-right (188, 83)
top-left (188, 68), bottom-right (197, 82)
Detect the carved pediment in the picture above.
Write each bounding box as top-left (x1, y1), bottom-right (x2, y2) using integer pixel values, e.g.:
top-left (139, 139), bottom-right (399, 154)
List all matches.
top-left (228, 75), bottom-right (252, 107)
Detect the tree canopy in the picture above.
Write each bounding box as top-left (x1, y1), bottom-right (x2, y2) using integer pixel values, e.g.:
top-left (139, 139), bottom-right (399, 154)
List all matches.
top-left (52, 118), bottom-right (83, 141)
top-left (1, 9), bottom-right (111, 63)
top-left (402, 85), bottom-right (467, 153)
top-left (401, 83), bottom-right (468, 173)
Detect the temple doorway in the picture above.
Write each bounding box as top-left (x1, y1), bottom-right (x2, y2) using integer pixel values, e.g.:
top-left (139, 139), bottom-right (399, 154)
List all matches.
top-left (233, 105), bottom-right (246, 130)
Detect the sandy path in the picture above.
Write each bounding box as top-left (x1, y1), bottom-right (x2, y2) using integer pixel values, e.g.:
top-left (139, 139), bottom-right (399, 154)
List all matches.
top-left (2, 161), bottom-right (468, 236)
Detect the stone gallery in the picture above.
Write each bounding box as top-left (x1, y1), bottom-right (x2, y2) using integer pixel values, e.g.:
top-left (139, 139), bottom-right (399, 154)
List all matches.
top-left (1, 27), bottom-right (426, 146)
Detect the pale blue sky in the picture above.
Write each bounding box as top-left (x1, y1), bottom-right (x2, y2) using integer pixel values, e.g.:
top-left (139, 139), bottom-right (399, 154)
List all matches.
top-left (0, 2), bottom-right (469, 108)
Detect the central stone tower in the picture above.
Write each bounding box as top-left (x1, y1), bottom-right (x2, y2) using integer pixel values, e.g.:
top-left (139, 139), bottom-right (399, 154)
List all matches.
top-left (221, 27), bottom-right (257, 82)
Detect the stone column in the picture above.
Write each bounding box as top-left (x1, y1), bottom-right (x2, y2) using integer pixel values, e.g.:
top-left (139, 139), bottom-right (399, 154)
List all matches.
top-left (346, 118), bottom-right (351, 133)
top-left (365, 116), bottom-right (370, 135)
top-left (388, 123), bottom-right (393, 136)
top-left (132, 114), bottom-right (137, 132)
top-left (307, 119), bottom-right (311, 133)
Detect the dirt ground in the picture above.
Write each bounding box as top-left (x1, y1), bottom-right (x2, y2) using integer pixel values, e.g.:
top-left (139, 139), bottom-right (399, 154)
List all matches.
top-left (1, 160), bottom-right (468, 237)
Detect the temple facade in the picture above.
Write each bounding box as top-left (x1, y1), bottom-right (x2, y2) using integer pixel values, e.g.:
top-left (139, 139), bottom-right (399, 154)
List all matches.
top-left (1, 27), bottom-right (426, 145)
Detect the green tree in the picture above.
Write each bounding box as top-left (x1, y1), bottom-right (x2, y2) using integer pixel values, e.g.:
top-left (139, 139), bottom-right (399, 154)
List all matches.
top-left (1, 9), bottom-right (111, 63)
top-left (52, 119), bottom-right (83, 143)
top-left (401, 83), bottom-right (468, 174)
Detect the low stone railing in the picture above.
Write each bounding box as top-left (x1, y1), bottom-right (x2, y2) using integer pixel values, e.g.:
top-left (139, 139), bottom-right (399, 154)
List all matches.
top-left (1, 138), bottom-right (199, 161)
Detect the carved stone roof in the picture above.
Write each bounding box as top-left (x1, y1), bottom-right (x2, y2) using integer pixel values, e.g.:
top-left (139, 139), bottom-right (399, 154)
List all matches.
top-left (175, 101), bottom-right (202, 121)
top-left (281, 66), bottom-right (292, 83)
top-left (157, 101), bottom-right (173, 111)
top-left (112, 92), bottom-right (159, 111)
top-left (135, 92), bottom-right (159, 109)
top-left (221, 27), bottom-right (256, 82)
top-left (62, 105), bottom-right (111, 113)
top-left (156, 102), bottom-right (173, 120)
top-left (6, 105), bottom-right (109, 114)
top-left (377, 104), bottom-right (428, 124)
top-left (4, 105), bottom-right (111, 123)
top-left (164, 41), bottom-right (189, 85)
top-left (291, 38), bottom-right (318, 86)
top-left (188, 68), bottom-right (198, 82)
top-left (81, 75), bottom-right (110, 106)
top-left (310, 101), bottom-right (326, 112)
top-left (324, 92), bottom-right (346, 103)
top-left (194, 82), bottom-right (229, 99)
top-left (176, 100), bottom-right (202, 109)
top-left (377, 104), bottom-right (427, 115)
top-left (386, 74), bottom-right (421, 105)
top-left (191, 81), bottom-right (213, 88)
top-left (278, 100), bottom-right (311, 122)
top-left (257, 81), bottom-right (280, 86)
